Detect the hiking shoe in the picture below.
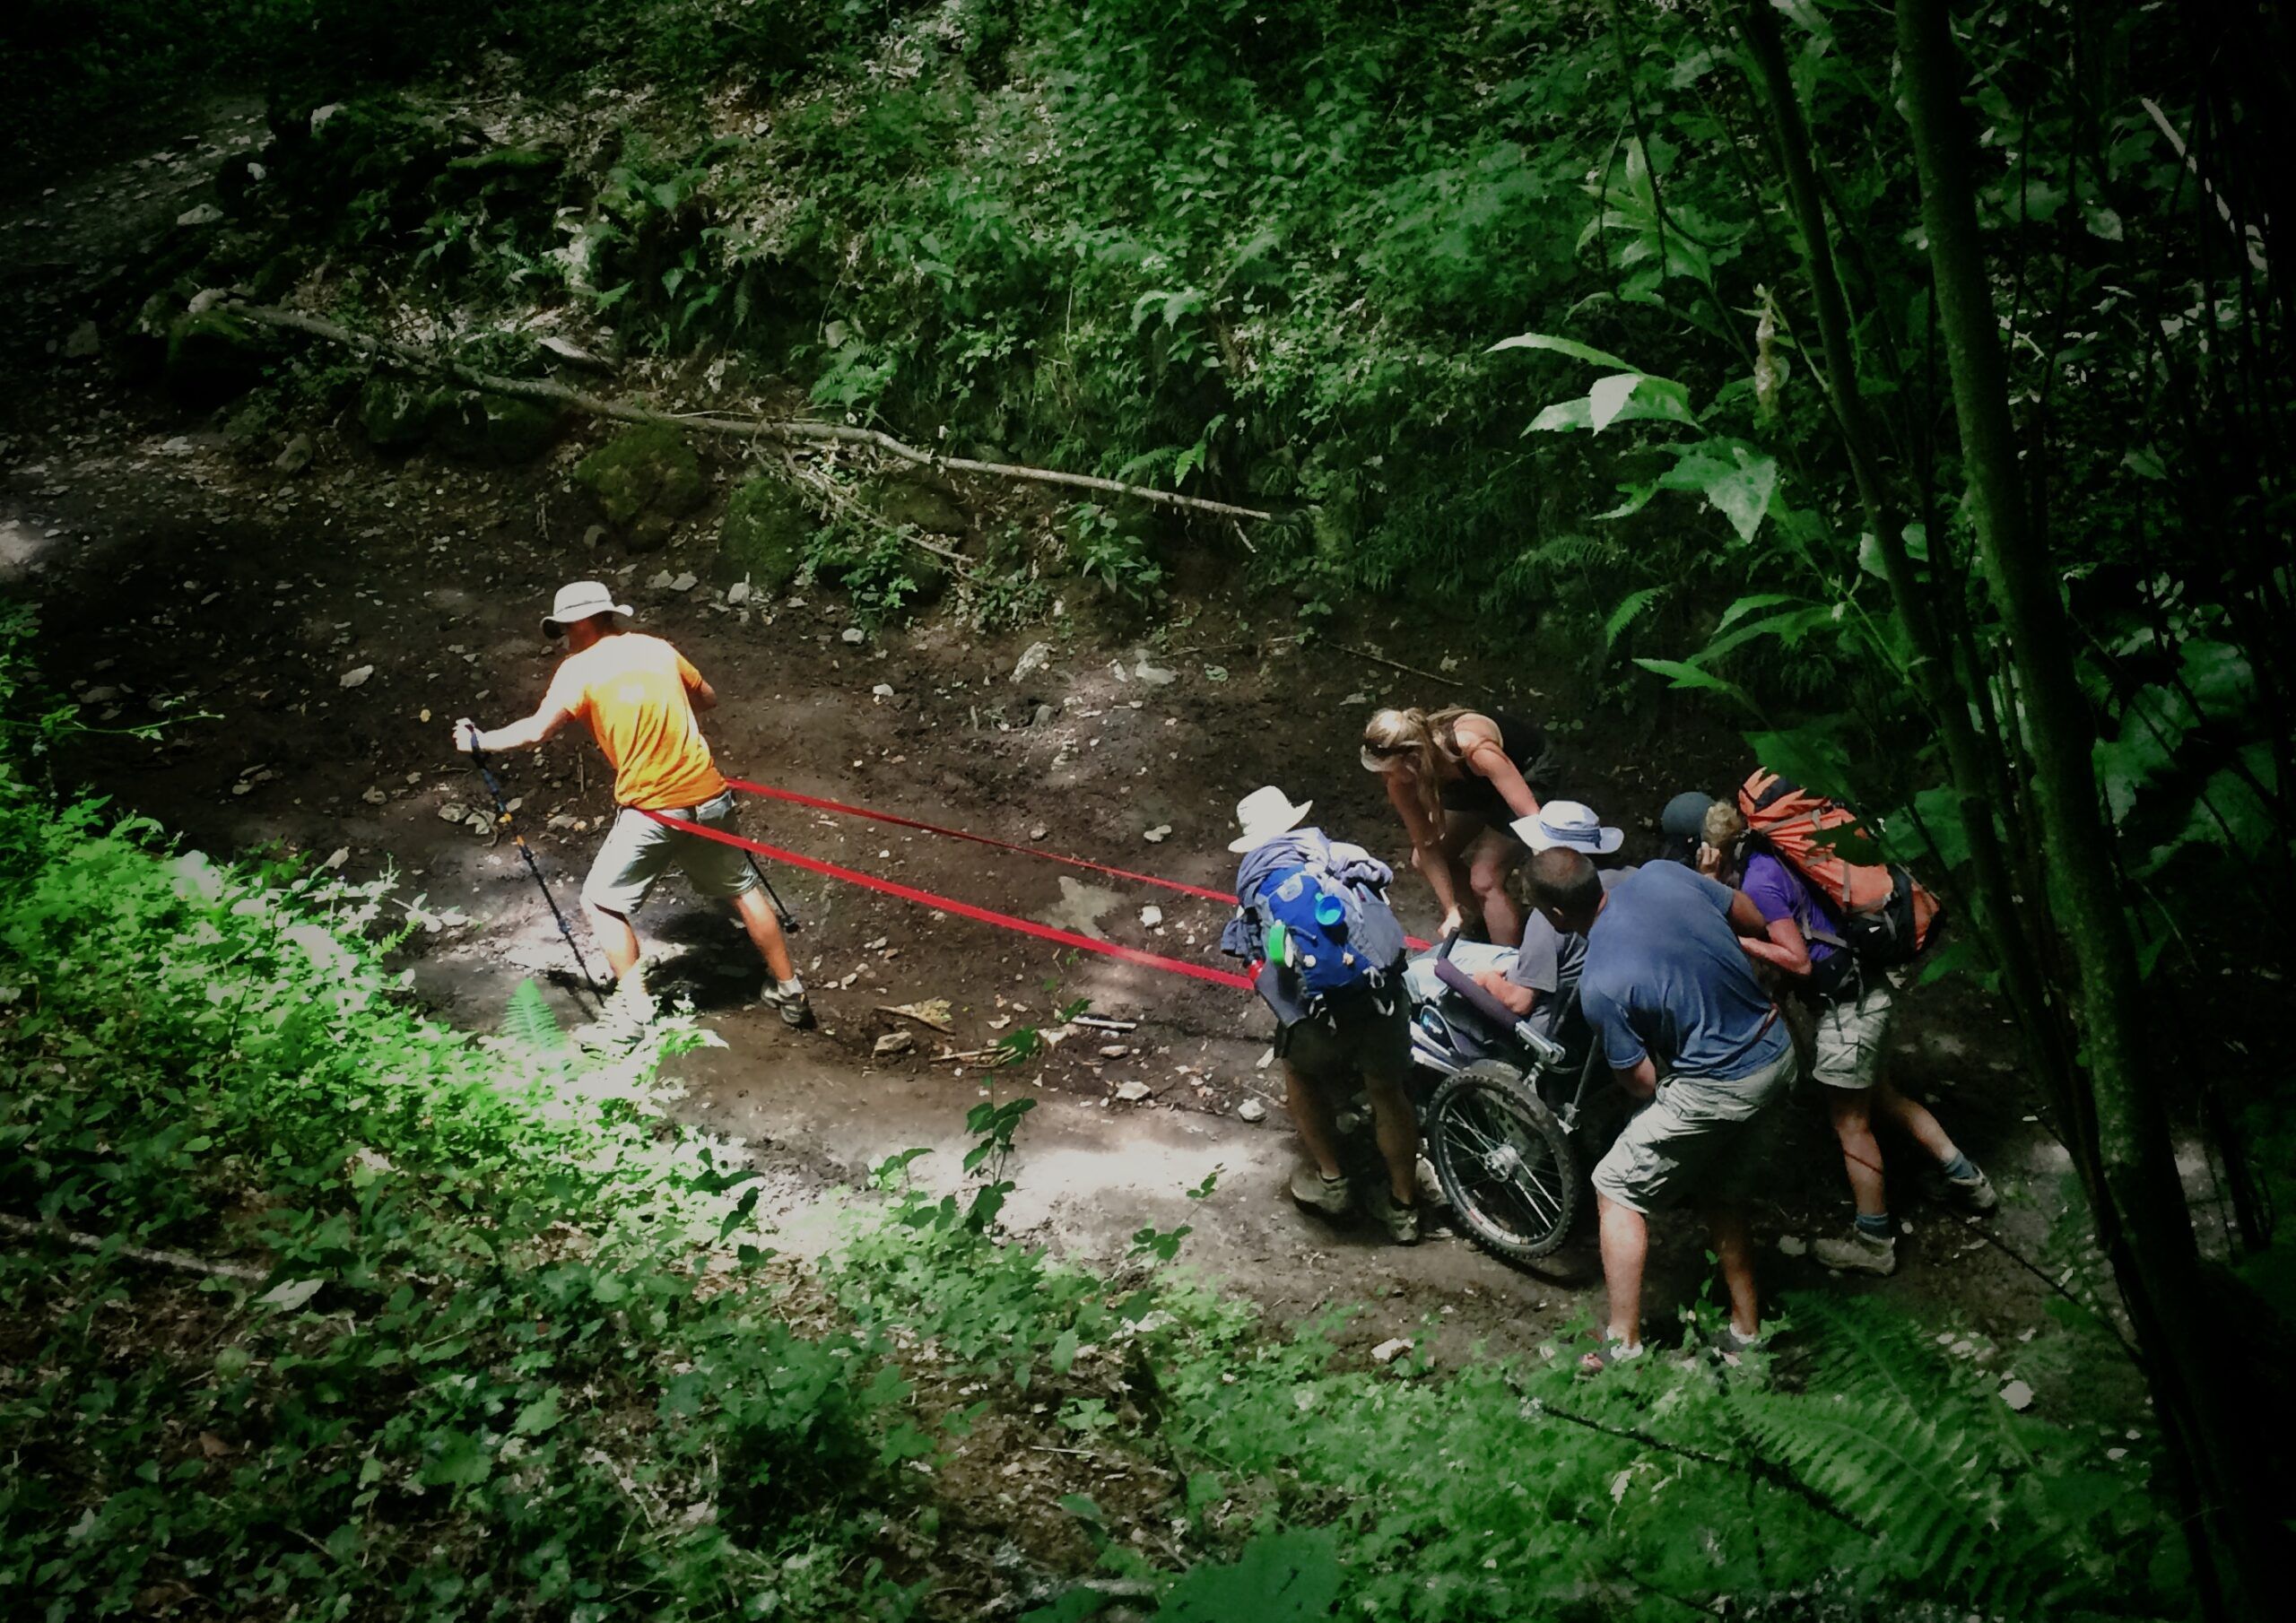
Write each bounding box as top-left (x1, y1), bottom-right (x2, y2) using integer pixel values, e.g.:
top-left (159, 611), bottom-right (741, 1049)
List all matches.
top-left (1943, 1165), bottom-right (1998, 1213)
top-left (1365, 1184), bottom-right (1422, 1245)
top-left (574, 1003), bottom-right (650, 1055)
top-left (761, 979), bottom-right (814, 1030)
top-left (1813, 1228), bottom-right (1898, 1276)
top-left (1288, 1165), bottom-right (1352, 1217)
top-left (575, 978), bottom-right (655, 1055)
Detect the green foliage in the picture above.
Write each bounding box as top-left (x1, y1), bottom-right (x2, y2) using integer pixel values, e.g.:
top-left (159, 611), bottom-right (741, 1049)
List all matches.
top-left (501, 976), bottom-right (564, 1056)
top-left (0, 630), bottom-right (909, 1619)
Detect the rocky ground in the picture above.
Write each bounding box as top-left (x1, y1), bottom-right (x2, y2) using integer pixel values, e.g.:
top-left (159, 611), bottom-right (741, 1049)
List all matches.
top-left (0, 98), bottom-right (2140, 1385)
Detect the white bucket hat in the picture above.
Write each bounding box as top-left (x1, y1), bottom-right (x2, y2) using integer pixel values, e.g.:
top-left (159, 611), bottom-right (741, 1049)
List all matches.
top-left (1511, 800), bottom-right (1624, 855)
top-left (1228, 785), bottom-right (1314, 854)
top-left (542, 580), bottom-right (634, 638)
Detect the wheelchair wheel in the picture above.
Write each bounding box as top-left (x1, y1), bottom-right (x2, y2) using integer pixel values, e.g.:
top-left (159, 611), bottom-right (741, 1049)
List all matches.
top-left (1427, 1060), bottom-right (1578, 1265)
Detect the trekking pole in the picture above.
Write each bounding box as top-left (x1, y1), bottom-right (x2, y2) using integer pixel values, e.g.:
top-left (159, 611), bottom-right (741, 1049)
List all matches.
top-left (460, 726), bottom-right (608, 1015)
top-left (742, 851), bottom-right (800, 934)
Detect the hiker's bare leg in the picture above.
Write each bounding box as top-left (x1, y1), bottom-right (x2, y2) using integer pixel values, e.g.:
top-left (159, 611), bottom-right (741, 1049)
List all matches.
top-left (1284, 1064), bottom-right (1346, 1180)
top-left (1871, 1081), bottom-right (1961, 1167)
top-left (1465, 825), bottom-right (1525, 944)
top-left (1362, 1068), bottom-right (1422, 1206)
top-left (1706, 1203), bottom-right (1760, 1339)
top-left (1828, 1088), bottom-right (1890, 1219)
top-left (1596, 1193), bottom-right (1648, 1347)
top-left (585, 903), bottom-right (641, 981)
top-left (731, 887), bottom-right (796, 984)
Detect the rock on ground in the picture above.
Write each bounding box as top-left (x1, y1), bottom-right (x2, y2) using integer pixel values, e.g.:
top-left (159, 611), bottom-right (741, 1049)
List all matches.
top-left (719, 473), bottom-right (814, 593)
top-left (574, 424), bottom-right (709, 550)
top-left (164, 310), bottom-right (266, 408)
top-left (430, 390), bottom-right (564, 464)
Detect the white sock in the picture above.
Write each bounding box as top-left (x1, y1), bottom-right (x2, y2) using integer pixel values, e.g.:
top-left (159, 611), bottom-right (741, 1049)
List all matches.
top-left (776, 977), bottom-right (804, 995)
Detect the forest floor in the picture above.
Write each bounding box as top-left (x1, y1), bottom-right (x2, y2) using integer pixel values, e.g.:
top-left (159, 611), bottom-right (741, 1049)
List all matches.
top-left (0, 100), bottom-right (2135, 1381)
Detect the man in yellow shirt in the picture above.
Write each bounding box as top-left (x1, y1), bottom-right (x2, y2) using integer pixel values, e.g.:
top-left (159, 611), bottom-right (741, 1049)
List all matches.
top-left (452, 581), bottom-right (810, 1038)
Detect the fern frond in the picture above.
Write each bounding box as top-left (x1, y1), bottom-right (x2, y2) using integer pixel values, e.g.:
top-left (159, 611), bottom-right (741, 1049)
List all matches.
top-left (502, 978), bottom-right (565, 1055)
top-left (1733, 1297), bottom-right (2080, 1612)
top-left (1783, 1296), bottom-right (1945, 1413)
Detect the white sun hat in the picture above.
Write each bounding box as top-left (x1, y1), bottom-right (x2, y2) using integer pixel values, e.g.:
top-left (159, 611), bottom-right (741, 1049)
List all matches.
top-left (1228, 785), bottom-right (1314, 853)
top-left (1511, 800), bottom-right (1624, 855)
top-left (542, 580), bottom-right (634, 638)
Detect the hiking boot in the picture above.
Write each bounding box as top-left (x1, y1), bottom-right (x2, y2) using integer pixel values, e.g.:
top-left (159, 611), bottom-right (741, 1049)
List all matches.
top-left (1813, 1227), bottom-right (1898, 1276)
top-left (1942, 1164), bottom-right (1998, 1213)
top-left (761, 978), bottom-right (814, 1030)
top-left (1365, 1184), bottom-right (1422, 1245)
top-left (575, 985), bottom-right (655, 1055)
top-left (1288, 1165), bottom-right (1352, 1217)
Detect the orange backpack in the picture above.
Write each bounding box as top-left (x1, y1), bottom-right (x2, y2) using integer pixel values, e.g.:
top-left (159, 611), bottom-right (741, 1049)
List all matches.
top-left (1738, 770), bottom-right (1944, 965)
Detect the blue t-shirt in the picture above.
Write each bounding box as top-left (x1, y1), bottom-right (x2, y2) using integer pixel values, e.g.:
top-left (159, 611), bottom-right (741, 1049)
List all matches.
top-left (1579, 862), bottom-right (1789, 1081)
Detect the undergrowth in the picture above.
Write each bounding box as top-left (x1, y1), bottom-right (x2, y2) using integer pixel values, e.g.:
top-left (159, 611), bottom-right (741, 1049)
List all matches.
top-left (0, 607), bottom-right (2186, 1618)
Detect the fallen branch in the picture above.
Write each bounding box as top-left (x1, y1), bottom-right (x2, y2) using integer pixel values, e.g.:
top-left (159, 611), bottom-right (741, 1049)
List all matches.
top-left (0, 1211), bottom-right (267, 1282)
top-left (1070, 1014), bottom-right (1139, 1033)
top-left (228, 303), bottom-right (1277, 523)
top-left (876, 1002), bottom-right (955, 1034)
top-left (775, 450), bottom-right (973, 577)
top-left (1327, 641), bottom-right (1477, 690)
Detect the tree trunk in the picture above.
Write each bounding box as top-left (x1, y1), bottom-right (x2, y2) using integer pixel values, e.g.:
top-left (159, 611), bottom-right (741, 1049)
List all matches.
top-left (1896, 1), bottom-right (2283, 1613)
top-left (1735, 0), bottom-right (2078, 1129)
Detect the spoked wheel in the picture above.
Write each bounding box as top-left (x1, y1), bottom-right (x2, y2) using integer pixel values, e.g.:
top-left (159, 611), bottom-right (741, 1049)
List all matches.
top-left (1427, 1060), bottom-right (1578, 1265)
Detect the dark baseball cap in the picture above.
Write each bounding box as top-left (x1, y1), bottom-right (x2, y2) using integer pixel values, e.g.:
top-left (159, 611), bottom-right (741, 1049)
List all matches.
top-left (1658, 791), bottom-right (1714, 864)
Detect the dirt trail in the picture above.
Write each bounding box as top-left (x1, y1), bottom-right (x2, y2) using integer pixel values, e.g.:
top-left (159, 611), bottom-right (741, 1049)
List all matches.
top-left (0, 102), bottom-right (2105, 1374)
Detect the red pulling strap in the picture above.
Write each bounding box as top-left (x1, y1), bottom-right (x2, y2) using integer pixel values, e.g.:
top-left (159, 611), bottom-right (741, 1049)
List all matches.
top-left (719, 776), bottom-right (1236, 903)
top-left (639, 807), bottom-right (1255, 991)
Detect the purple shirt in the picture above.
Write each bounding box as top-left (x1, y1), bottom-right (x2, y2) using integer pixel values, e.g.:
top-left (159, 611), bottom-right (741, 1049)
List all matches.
top-left (1741, 852), bottom-right (1841, 966)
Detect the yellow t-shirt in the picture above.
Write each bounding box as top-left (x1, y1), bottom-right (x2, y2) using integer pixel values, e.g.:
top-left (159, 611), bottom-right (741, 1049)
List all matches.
top-left (544, 633), bottom-right (727, 811)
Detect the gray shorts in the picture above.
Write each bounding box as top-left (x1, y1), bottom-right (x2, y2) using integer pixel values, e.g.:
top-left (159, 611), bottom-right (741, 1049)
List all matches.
top-left (1280, 981), bottom-right (1412, 1090)
top-left (1591, 1043), bottom-right (1797, 1215)
top-left (1811, 980), bottom-right (1892, 1090)
top-left (581, 790), bottom-right (759, 917)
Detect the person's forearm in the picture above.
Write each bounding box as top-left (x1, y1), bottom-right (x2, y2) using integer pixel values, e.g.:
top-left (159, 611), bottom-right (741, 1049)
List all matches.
top-left (1420, 849), bottom-right (1463, 918)
top-left (1476, 751), bottom-right (1543, 820)
top-left (1736, 936), bottom-right (1805, 972)
top-left (1474, 969), bottom-right (1537, 1017)
top-left (472, 714), bottom-right (552, 752)
top-left (1613, 1059), bottom-right (1659, 1100)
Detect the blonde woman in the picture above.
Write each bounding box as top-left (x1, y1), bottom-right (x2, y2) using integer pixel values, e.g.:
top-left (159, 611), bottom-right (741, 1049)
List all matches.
top-left (1360, 706), bottom-right (1547, 942)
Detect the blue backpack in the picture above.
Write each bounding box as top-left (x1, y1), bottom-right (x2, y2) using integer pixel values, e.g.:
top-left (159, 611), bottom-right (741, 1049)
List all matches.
top-left (1244, 857), bottom-right (1407, 1002)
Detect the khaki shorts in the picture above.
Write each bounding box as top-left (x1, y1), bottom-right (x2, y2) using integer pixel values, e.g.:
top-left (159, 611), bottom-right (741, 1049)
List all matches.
top-left (581, 791), bottom-right (759, 917)
top-left (1590, 1043), bottom-right (1797, 1215)
top-left (1811, 980), bottom-right (1892, 1090)
top-left (1280, 981), bottom-right (1412, 1089)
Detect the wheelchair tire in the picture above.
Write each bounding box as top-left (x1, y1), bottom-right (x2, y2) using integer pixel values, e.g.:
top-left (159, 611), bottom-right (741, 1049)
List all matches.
top-left (1427, 1060), bottom-right (1578, 1265)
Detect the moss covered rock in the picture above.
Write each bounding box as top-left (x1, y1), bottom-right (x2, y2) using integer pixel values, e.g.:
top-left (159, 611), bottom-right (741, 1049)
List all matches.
top-left (359, 378), bottom-right (437, 450)
top-left (164, 310), bottom-right (266, 407)
top-left (431, 390), bottom-right (564, 464)
top-left (865, 477), bottom-right (969, 536)
top-left (574, 424), bottom-right (709, 550)
top-left (719, 474), bottom-right (816, 594)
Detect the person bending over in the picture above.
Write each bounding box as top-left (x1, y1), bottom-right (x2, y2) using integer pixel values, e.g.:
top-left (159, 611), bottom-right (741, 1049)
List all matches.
top-left (1360, 705), bottom-right (1550, 943)
top-left (1220, 786), bottom-right (1423, 1245)
top-left (1470, 801), bottom-right (1634, 1045)
top-left (1691, 794), bottom-right (1995, 1275)
top-left (451, 580), bottom-right (811, 1043)
top-left (1524, 847), bottom-right (1796, 1367)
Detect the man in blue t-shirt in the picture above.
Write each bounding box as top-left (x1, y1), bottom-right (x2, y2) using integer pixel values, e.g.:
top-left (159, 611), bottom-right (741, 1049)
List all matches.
top-left (1524, 848), bottom-right (1798, 1367)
